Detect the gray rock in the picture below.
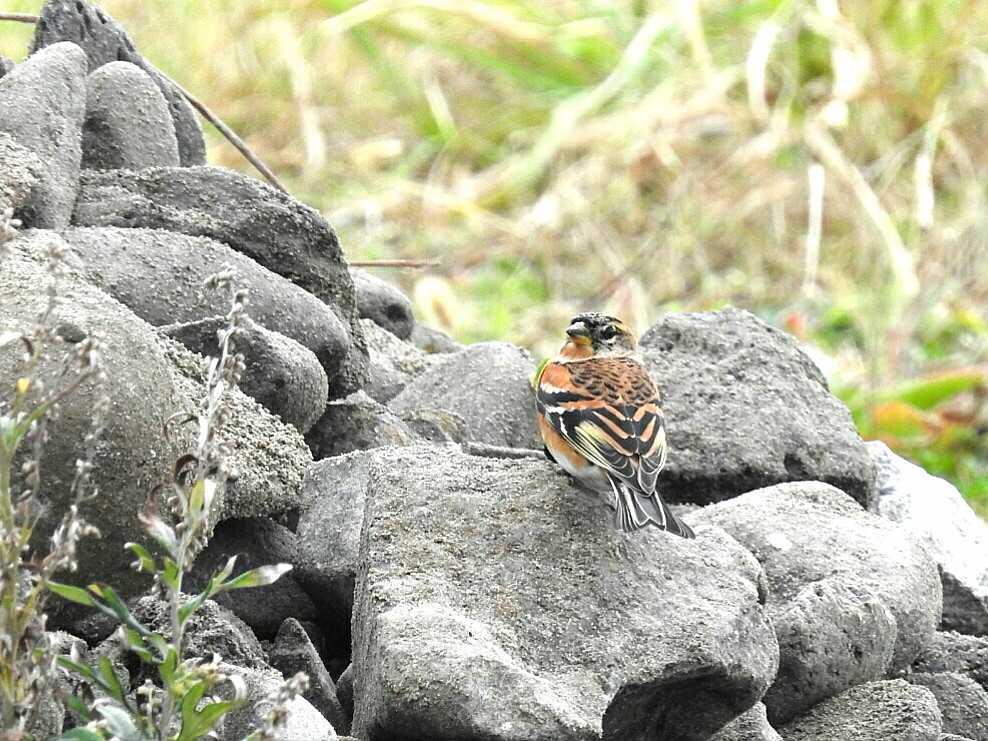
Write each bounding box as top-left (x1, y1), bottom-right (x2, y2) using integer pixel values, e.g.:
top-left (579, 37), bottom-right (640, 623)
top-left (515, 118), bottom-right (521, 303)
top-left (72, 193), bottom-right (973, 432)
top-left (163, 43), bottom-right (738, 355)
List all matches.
top-left (398, 407), bottom-right (468, 444)
top-left (764, 577), bottom-right (897, 723)
top-left (0, 132), bottom-right (45, 216)
top-left (908, 673), bottom-right (988, 741)
top-left (709, 703), bottom-right (782, 741)
top-left (869, 441), bottom-right (988, 635)
top-left (941, 735), bottom-right (977, 741)
top-left (639, 308), bottom-right (875, 506)
top-left (780, 679), bottom-right (942, 741)
top-left (296, 453), bottom-right (378, 649)
top-left (72, 166), bottom-right (368, 396)
top-left (388, 342), bottom-right (540, 450)
top-left (188, 518), bottom-right (316, 640)
top-left (162, 338), bottom-right (311, 521)
top-left (336, 663), bottom-right (353, 722)
top-left (58, 226), bottom-right (352, 400)
top-left (31, 0), bottom-right (206, 165)
top-left (305, 390), bottom-right (411, 460)
top-left (361, 318), bottom-right (440, 403)
top-left (915, 632), bottom-right (988, 692)
top-left (162, 316), bottom-right (328, 434)
top-left (1, 235), bottom-right (188, 608)
top-left (351, 446), bottom-right (779, 741)
top-left (0, 56), bottom-right (12, 79)
top-left (128, 596), bottom-right (268, 671)
top-left (82, 61), bottom-right (180, 170)
top-left (269, 618), bottom-right (349, 734)
top-left (0, 41), bottom-right (87, 227)
top-left (220, 664), bottom-right (337, 741)
top-left (694, 481), bottom-right (942, 670)
top-left (351, 268), bottom-right (414, 340)
top-left (410, 321), bottom-right (462, 354)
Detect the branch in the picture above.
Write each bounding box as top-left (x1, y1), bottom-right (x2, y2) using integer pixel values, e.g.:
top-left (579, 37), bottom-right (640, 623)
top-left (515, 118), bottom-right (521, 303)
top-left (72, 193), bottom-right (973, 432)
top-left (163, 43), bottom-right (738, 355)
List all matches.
top-left (464, 442), bottom-right (544, 460)
top-left (349, 259), bottom-right (437, 269)
top-left (0, 13), bottom-right (39, 23)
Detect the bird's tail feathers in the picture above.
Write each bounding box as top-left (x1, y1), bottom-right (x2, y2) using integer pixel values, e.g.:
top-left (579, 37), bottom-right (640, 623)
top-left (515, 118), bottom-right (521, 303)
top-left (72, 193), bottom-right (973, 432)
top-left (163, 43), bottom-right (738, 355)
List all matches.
top-left (609, 477), bottom-right (695, 539)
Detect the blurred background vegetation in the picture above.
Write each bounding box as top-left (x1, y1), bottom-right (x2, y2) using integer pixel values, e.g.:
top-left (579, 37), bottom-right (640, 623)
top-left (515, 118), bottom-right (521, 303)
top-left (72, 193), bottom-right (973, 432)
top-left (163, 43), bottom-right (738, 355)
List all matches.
top-left (2, 0), bottom-right (986, 515)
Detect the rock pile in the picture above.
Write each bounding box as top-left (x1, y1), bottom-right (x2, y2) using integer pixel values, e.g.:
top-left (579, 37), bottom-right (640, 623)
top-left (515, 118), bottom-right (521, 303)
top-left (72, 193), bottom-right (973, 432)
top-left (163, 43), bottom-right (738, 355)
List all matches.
top-left (2, 2), bottom-right (987, 739)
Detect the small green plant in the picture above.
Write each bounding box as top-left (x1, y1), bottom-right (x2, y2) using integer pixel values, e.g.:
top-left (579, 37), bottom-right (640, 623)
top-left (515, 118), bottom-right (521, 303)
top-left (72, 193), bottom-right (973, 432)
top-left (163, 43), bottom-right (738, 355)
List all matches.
top-left (0, 210), bottom-right (106, 737)
top-left (50, 271), bottom-right (306, 740)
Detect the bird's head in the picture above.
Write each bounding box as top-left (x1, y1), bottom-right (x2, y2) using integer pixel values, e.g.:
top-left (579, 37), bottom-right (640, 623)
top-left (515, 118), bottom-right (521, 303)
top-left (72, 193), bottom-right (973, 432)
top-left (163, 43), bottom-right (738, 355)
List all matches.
top-left (560, 313), bottom-right (636, 358)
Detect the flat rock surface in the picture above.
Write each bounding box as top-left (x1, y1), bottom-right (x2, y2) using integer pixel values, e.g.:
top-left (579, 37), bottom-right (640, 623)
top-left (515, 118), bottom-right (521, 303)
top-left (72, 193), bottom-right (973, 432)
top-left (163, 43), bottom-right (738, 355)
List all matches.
top-left (694, 481), bottom-right (942, 670)
top-left (914, 631), bottom-right (988, 691)
top-left (908, 672), bottom-right (988, 741)
top-left (640, 308), bottom-right (874, 506)
top-left (352, 446), bottom-right (779, 741)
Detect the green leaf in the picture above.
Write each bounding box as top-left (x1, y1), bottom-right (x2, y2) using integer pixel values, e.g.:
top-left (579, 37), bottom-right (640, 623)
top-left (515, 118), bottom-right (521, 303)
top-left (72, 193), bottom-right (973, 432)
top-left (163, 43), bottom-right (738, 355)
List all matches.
top-left (125, 542), bottom-right (158, 574)
top-left (177, 682), bottom-right (208, 740)
top-left (94, 703), bottom-right (142, 740)
top-left (177, 588), bottom-right (211, 627)
top-left (188, 478), bottom-right (206, 518)
top-left (878, 368), bottom-right (986, 410)
top-left (122, 628), bottom-right (154, 663)
top-left (162, 558), bottom-right (181, 591)
top-left (64, 694), bottom-right (96, 722)
top-left (177, 699), bottom-right (238, 741)
top-left (158, 647), bottom-right (179, 687)
top-left (218, 563), bottom-right (293, 592)
top-left (99, 656), bottom-right (127, 704)
top-left (57, 656), bottom-right (99, 685)
top-left (48, 581), bottom-right (96, 607)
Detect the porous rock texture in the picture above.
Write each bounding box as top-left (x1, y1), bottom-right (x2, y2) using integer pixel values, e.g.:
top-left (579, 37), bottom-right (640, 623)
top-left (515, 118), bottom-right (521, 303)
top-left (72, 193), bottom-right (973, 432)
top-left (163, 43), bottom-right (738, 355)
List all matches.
top-left (0, 132), bottom-right (45, 216)
top-left (31, 0), bottom-right (206, 165)
top-left (351, 445), bottom-right (779, 741)
top-left (162, 315), bottom-right (328, 434)
top-left (907, 672), bottom-right (988, 741)
top-left (388, 341), bottom-right (541, 449)
top-left (640, 308), bottom-right (875, 506)
top-left (694, 481), bottom-right (942, 671)
top-left (708, 703), bottom-right (782, 741)
top-left (779, 679), bottom-right (943, 741)
top-left (0, 41), bottom-right (87, 227)
top-left (914, 631), bottom-right (988, 691)
top-left (72, 166), bottom-right (368, 396)
top-left (869, 440), bottom-right (988, 635)
top-left (58, 226), bottom-right (352, 399)
top-left (82, 60), bottom-right (180, 170)
top-left (763, 576), bottom-right (897, 724)
top-left (305, 390), bottom-right (412, 460)
top-left (360, 318), bottom-right (442, 403)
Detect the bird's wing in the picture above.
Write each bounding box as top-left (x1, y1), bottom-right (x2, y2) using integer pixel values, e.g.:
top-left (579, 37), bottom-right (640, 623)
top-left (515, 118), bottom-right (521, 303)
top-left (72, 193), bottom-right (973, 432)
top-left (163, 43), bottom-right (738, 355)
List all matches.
top-left (536, 356), bottom-right (667, 493)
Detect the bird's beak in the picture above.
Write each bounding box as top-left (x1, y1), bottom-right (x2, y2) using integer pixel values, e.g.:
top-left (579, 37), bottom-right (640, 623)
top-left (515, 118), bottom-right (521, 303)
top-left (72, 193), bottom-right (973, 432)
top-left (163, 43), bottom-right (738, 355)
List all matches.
top-left (566, 321), bottom-right (591, 346)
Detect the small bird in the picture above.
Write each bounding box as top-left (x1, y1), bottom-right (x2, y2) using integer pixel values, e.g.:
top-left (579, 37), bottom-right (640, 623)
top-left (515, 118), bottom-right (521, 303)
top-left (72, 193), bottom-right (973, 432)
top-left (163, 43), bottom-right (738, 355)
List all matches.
top-left (535, 313), bottom-right (695, 538)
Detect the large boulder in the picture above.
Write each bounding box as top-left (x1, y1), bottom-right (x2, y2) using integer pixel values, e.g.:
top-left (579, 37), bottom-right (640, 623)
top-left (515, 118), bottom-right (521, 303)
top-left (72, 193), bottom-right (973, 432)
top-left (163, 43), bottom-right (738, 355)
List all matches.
top-left (72, 166), bottom-right (368, 395)
top-left (360, 318), bottom-right (441, 403)
top-left (869, 441), bottom-right (988, 635)
top-left (914, 631), bottom-right (988, 692)
top-left (693, 482), bottom-right (942, 670)
top-left (639, 308), bottom-right (874, 506)
top-left (779, 679), bottom-right (942, 741)
top-left (58, 226), bottom-right (353, 399)
top-left (31, 0), bottom-right (206, 165)
top-left (0, 237), bottom-right (189, 604)
top-left (82, 61), bottom-right (180, 170)
top-left (0, 41), bottom-right (87, 227)
top-left (351, 268), bottom-right (414, 340)
top-left (351, 446), bottom-right (779, 741)
top-left (763, 576), bottom-right (897, 724)
top-left (388, 342), bottom-right (540, 450)
top-left (907, 673), bottom-right (988, 741)
top-left (162, 316), bottom-right (328, 434)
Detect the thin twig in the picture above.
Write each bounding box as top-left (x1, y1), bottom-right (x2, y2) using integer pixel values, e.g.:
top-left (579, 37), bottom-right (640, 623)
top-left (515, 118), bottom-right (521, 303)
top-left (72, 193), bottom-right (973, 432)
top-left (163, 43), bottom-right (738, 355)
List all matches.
top-left (349, 259), bottom-right (438, 269)
top-left (0, 13), bottom-right (39, 23)
top-left (464, 442), bottom-right (545, 460)
top-left (167, 77), bottom-right (290, 194)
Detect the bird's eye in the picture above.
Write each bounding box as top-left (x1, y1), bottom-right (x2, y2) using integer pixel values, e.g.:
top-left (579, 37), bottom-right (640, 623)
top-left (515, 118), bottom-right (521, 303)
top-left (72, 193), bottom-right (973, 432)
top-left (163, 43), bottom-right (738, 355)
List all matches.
top-left (600, 325), bottom-right (618, 340)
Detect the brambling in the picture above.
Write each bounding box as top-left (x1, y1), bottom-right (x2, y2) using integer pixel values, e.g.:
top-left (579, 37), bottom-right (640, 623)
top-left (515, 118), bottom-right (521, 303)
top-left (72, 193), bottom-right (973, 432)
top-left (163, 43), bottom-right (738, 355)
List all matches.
top-left (535, 313), bottom-right (694, 538)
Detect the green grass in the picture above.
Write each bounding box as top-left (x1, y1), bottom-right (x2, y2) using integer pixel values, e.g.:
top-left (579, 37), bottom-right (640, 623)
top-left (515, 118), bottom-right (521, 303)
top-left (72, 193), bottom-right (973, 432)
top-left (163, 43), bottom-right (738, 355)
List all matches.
top-left (2, 0), bottom-right (986, 513)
